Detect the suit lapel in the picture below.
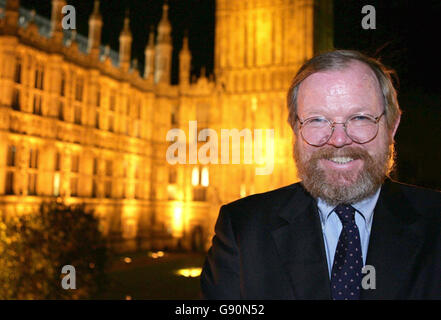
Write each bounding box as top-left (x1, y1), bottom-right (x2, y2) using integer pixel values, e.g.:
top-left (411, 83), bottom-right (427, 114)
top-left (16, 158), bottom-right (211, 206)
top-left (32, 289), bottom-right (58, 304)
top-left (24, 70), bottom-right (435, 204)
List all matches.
top-left (270, 185), bottom-right (331, 299)
top-left (361, 180), bottom-right (424, 299)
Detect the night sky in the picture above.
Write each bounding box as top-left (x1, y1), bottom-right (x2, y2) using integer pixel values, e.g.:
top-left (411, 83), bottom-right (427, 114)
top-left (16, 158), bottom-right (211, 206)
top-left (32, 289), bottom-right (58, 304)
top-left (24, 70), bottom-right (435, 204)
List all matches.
top-left (21, 0), bottom-right (216, 82)
top-left (21, 0), bottom-right (441, 190)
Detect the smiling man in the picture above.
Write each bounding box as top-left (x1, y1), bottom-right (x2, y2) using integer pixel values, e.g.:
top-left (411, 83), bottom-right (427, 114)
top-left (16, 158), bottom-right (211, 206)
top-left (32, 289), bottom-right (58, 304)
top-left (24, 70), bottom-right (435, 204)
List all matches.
top-left (293, 58), bottom-right (395, 207)
top-left (200, 50), bottom-right (441, 300)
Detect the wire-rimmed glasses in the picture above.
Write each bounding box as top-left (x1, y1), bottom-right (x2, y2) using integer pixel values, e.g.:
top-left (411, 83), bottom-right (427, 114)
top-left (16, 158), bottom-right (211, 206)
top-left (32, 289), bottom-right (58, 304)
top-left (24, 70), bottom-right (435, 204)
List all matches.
top-left (297, 111), bottom-right (385, 147)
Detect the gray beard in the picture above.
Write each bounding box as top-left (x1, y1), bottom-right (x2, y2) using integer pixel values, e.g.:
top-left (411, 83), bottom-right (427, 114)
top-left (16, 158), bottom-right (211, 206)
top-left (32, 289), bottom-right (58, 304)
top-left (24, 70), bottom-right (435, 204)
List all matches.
top-left (293, 139), bottom-right (393, 206)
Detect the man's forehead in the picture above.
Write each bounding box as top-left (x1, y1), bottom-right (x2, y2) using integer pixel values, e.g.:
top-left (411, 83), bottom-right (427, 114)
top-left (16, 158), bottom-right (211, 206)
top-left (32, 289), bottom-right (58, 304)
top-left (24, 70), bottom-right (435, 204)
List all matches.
top-left (300, 61), bottom-right (380, 91)
top-left (297, 62), bottom-right (383, 117)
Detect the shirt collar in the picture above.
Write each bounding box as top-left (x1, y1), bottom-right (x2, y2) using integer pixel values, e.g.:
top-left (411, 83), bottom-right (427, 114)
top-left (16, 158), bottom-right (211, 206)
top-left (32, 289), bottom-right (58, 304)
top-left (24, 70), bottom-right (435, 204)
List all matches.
top-left (317, 187), bottom-right (381, 226)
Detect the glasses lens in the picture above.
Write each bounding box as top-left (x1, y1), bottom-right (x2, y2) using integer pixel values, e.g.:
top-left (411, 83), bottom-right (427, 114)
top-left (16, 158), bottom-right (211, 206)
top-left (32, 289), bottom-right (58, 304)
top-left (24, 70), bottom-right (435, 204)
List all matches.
top-left (346, 115), bottom-right (379, 143)
top-left (301, 118), bottom-right (332, 146)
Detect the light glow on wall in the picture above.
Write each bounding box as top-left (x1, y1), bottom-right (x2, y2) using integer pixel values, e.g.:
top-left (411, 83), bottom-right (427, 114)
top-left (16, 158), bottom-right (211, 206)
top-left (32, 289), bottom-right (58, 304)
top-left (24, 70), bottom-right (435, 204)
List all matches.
top-left (201, 167), bottom-right (209, 187)
top-left (172, 204), bottom-right (184, 238)
top-left (53, 173), bottom-right (60, 196)
top-left (191, 167), bottom-right (199, 186)
top-left (240, 183), bottom-right (246, 198)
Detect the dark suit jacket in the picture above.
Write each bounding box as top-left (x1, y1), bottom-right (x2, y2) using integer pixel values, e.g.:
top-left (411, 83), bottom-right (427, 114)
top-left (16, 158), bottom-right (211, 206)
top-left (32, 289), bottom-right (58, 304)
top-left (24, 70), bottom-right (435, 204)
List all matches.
top-left (200, 179), bottom-right (441, 299)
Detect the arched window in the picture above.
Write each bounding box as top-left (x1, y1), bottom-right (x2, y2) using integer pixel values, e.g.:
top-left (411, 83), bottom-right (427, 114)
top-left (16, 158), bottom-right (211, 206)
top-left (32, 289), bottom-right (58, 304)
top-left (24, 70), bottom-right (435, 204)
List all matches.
top-left (60, 72), bottom-right (66, 96)
top-left (75, 76), bottom-right (84, 102)
top-left (34, 65), bottom-right (44, 90)
top-left (14, 56), bottom-right (22, 84)
top-left (96, 84), bottom-right (101, 107)
top-left (5, 145), bottom-right (16, 195)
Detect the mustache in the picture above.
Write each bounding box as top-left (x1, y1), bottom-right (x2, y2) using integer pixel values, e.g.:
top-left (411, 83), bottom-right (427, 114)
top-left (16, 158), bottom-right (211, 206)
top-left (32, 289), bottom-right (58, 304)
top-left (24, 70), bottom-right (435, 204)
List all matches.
top-left (308, 146), bottom-right (372, 161)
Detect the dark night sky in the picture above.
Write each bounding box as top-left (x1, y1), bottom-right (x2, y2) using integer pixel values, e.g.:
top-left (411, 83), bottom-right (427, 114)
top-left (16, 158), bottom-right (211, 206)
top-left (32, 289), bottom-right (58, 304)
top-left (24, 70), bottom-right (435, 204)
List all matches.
top-left (21, 0), bottom-right (441, 190)
top-left (21, 0), bottom-right (216, 82)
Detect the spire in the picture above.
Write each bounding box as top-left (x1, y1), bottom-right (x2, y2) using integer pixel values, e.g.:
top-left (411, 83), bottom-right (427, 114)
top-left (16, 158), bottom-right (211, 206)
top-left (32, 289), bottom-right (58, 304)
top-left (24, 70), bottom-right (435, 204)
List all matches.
top-left (179, 31), bottom-right (192, 87)
top-left (157, 0), bottom-right (172, 44)
top-left (200, 66), bottom-right (206, 79)
top-left (131, 58), bottom-right (140, 76)
top-left (4, 0), bottom-right (20, 34)
top-left (104, 45), bottom-right (111, 57)
top-left (182, 30), bottom-right (189, 51)
top-left (29, 9), bottom-right (36, 20)
top-left (67, 30), bottom-right (80, 54)
top-left (67, 30), bottom-right (77, 47)
top-left (25, 9), bottom-right (39, 36)
top-left (161, 0), bottom-right (169, 21)
top-left (88, 0), bottom-right (103, 56)
top-left (144, 25), bottom-right (155, 79)
top-left (154, 1), bottom-right (173, 84)
top-left (119, 9), bottom-right (133, 72)
top-left (101, 45), bottom-right (111, 62)
top-left (90, 0), bottom-right (102, 20)
top-left (121, 9), bottom-right (132, 37)
top-left (50, 0), bottom-right (67, 43)
top-left (148, 25), bottom-right (155, 48)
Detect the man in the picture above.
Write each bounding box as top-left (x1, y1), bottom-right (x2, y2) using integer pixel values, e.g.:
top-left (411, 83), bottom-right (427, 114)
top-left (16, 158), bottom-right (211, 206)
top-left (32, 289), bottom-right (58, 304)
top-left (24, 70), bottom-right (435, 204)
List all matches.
top-left (200, 50), bottom-right (441, 299)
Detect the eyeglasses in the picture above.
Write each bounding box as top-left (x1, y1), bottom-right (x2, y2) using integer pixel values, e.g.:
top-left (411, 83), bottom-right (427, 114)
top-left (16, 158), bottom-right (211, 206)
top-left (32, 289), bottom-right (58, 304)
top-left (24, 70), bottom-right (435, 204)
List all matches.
top-left (296, 111), bottom-right (385, 147)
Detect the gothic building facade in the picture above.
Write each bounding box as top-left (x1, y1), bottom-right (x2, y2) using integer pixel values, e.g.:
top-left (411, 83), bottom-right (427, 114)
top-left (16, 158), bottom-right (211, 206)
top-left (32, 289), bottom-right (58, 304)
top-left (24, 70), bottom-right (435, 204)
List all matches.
top-left (0, 0), bottom-right (333, 252)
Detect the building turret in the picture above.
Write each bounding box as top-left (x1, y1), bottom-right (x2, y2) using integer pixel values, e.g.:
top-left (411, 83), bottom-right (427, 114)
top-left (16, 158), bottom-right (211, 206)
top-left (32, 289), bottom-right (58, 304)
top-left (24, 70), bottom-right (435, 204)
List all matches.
top-left (131, 58), bottom-right (139, 75)
top-left (144, 26), bottom-right (155, 79)
top-left (50, 0), bottom-right (67, 43)
top-left (179, 32), bottom-right (191, 87)
top-left (119, 10), bottom-right (132, 72)
top-left (67, 29), bottom-right (79, 52)
top-left (87, 0), bottom-right (103, 57)
top-left (26, 9), bottom-right (39, 35)
top-left (154, 1), bottom-right (173, 85)
top-left (4, 0), bottom-right (20, 34)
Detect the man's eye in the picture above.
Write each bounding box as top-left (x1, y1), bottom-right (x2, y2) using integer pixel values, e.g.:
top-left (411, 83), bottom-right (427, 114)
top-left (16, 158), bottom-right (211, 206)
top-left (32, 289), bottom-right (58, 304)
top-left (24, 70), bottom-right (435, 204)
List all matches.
top-left (352, 115), bottom-right (371, 121)
top-left (309, 118), bottom-right (327, 123)
top-left (305, 118), bottom-right (328, 128)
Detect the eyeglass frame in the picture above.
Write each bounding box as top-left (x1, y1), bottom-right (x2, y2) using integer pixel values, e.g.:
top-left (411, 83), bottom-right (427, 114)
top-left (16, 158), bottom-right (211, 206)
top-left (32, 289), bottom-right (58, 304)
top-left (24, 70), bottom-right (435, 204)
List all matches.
top-left (296, 111), bottom-right (386, 147)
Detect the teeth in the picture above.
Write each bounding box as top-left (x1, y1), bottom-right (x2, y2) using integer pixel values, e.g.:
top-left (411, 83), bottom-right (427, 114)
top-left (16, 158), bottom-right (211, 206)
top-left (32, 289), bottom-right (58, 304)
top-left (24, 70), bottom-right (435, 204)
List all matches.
top-left (329, 157), bottom-right (354, 164)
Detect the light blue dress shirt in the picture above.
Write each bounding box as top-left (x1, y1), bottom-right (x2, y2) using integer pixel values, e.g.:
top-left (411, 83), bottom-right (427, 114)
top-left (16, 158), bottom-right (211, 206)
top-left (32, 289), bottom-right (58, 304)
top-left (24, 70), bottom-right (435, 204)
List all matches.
top-left (317, 188), bottom-right (381, 278)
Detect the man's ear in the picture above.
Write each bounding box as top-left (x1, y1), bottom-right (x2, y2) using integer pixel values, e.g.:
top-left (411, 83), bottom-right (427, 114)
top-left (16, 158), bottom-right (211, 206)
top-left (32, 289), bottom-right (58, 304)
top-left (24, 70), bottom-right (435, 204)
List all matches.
top-left (391, 114), bottom-right (401, 141)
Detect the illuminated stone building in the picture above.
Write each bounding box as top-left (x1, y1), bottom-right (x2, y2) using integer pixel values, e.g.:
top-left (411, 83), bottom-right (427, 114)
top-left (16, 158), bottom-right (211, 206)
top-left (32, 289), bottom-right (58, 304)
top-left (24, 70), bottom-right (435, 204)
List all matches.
top-left (0, 0), bottom-right (332, 251)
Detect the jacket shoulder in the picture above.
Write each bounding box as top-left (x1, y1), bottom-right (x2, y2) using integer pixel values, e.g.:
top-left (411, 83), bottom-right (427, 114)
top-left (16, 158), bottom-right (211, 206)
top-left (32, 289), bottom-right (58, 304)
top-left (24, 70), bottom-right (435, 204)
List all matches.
top-left (223, 182), bottom-right (301, 209)
top-left (219, 182), bottom-right (306, 225)
top-left (388, 180), bottom-right (441, 214)
top-left (392, 180), bottom-right (440, 199)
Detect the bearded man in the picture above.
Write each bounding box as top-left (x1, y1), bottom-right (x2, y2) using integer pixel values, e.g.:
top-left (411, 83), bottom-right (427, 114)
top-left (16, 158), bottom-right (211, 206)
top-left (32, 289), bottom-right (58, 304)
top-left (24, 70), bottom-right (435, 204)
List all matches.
top-left (200, 50), bottom-right (441, 300)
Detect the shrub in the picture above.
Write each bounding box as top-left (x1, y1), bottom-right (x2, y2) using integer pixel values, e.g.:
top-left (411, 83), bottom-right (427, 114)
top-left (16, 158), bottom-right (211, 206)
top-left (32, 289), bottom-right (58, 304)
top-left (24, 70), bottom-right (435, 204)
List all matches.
top-left (0, 201), bottom-right (109, 299)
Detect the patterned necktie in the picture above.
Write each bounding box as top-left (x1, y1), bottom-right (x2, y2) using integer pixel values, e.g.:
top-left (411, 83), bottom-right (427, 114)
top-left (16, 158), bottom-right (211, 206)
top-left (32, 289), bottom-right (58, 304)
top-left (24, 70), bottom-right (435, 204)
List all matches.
top-left (330, 204), bottom-right (363, 300)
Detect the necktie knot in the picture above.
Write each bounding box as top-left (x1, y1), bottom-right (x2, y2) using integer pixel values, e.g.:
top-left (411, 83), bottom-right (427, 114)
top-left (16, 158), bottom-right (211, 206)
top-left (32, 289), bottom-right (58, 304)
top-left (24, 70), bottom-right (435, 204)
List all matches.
top-left (334, 204), bottom-right (356, 225)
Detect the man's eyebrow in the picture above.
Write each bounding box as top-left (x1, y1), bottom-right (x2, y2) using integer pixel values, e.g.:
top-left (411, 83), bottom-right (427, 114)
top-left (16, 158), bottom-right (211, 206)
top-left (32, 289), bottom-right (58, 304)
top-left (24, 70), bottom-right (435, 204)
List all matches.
top-left (300, 108), bottom-right (329, 116)
top-left (301, 106), bottom-right (379, 118)
top-left (349, 107), bottom-right (379, 115)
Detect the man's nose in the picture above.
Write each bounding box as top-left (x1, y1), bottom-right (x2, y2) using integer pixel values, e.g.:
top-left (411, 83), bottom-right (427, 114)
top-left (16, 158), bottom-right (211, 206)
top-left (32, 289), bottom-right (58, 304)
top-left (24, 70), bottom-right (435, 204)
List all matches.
top-left (326, 124), bottom-right (353, 147)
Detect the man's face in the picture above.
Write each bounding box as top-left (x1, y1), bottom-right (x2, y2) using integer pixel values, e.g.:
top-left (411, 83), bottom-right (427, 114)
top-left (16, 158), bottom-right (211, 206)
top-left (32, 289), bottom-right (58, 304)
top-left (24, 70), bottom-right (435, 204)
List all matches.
top-left (294, 61), bottom-right (400, 205)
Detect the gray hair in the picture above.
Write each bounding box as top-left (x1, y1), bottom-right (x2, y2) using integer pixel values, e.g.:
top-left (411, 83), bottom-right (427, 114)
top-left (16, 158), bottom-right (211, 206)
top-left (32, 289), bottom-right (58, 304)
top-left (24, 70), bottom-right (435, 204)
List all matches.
top-left (287, 50), bottom-right (401, 131)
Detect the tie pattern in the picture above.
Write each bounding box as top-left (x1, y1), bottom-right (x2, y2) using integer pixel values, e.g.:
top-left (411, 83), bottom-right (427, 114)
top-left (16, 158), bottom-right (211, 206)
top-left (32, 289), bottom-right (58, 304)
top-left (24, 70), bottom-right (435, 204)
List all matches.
top-left (330, 204), bottom-right (363, 300)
